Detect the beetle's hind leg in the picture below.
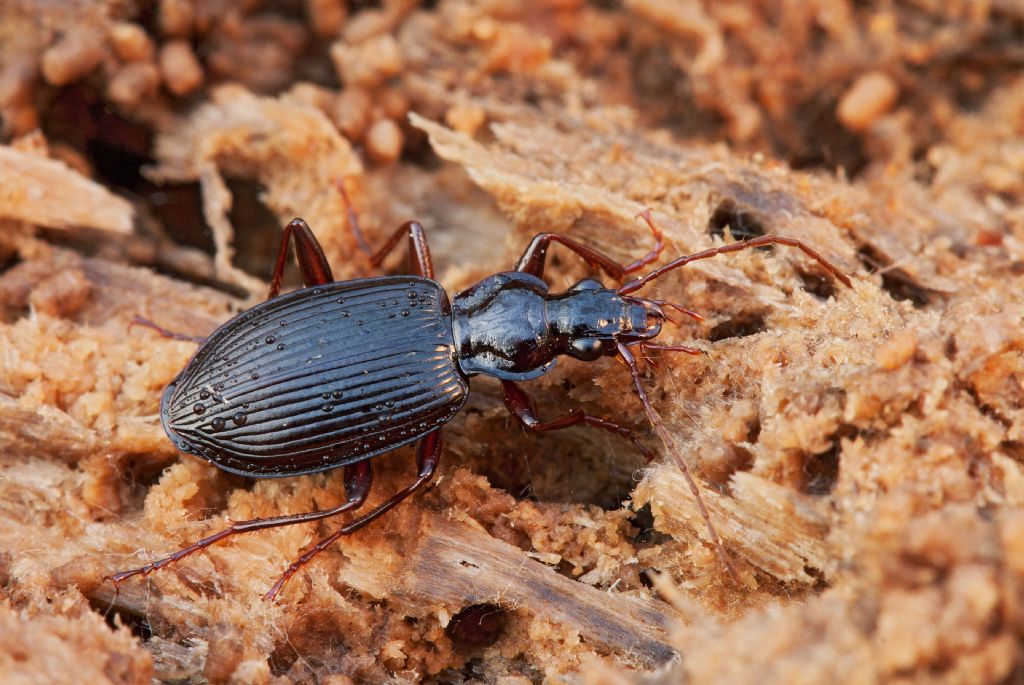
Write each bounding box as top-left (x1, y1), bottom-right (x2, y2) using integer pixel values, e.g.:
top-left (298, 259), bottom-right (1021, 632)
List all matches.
top-left (361, 221), bottom-right (435, 280)
top-left (264, 429), bottom-right (443, 601)
top-left (268, 218), bottom-right (336, 298)
top-left (500, 380), bottom-right (654, 461)
top-left (106, 460), bottom-right (372, 587)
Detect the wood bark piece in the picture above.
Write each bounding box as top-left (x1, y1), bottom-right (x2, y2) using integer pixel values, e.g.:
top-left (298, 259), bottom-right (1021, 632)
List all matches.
top-left (391, 514), bottom-right (677, 667)
top-left (0, 145), bottom-right (134, 234)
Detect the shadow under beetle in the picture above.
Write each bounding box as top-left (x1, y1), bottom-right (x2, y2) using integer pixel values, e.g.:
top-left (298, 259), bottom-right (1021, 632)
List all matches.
top-left (110, 204), bottom-right (852, 598)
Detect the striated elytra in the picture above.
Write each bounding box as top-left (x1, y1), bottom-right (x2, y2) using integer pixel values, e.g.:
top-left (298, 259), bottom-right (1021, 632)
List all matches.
top-left (162, 276), bottom-right (467, 478)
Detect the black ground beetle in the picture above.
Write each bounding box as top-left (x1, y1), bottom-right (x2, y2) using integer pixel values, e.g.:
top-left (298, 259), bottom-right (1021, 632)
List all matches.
top-left (110, 205), bottom-right (852, 597)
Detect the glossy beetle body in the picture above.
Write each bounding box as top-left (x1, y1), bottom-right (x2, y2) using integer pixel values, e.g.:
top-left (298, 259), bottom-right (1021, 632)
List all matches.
top-left (114, 212), bottom-right (851, 598)
top-left (165, 273), bottom-right (665, 479)
top-left (163, 276), bottom-right (467, 477)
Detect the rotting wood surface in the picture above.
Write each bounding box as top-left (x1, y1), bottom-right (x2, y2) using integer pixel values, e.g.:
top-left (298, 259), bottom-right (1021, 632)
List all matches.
top-left (2, 2), bottom-right (1024, 684)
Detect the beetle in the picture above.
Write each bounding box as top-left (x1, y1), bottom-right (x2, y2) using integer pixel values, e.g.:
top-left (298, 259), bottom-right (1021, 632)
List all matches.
top-left (110, 206), bottom-right (852, 598)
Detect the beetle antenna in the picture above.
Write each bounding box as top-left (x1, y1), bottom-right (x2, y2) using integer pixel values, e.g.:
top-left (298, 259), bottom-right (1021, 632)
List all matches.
top-left (648, 299), bottom-right (705, 323)
top-left (616, 342), bottom-right (741, 586)
top-left (618, 234), bottom-right (853, 295)
top-left (130, 315), bottom-right (206, 344)
top-left (334, 177), bottom-right (372, 257)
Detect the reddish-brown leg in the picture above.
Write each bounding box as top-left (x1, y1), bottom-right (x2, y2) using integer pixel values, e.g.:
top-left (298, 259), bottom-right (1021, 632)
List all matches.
top-left (130, 315), bottom-right (207, 344)
top-left (107, 460), bottom-right (373, 587)
top-left (648, 300), bottom-right (705, 323)
top-left (364, 221), bottom-right (435, 279)
top-left (264, 429), bottom-right (443, 600)
top-left (268, 218), bottom-right (336, 299)
top-left (334, 178), bottom-right (372, 256)
top-left (501, 380), bottom-right (653, 461)
top-left (515, 210), bottom-right (665, 281)
top-left (616, 342), bottom-right (740, 584)
top-left (334, 180), bottom-right (434, 278)
top-left (619, 234), bottom-right (853, 295)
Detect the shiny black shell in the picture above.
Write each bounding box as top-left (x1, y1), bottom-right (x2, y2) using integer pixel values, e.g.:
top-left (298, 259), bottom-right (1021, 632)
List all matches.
top-left (161, 276), bottom-right (469, 477)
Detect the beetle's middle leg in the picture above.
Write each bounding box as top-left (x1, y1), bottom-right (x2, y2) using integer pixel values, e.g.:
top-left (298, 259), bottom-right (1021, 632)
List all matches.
top-left (264, 429), bottom-right (444, 600)
top-left (500, 380), bottom-right (653, 461)
top-left (107, 460), bottom-right (372, 587)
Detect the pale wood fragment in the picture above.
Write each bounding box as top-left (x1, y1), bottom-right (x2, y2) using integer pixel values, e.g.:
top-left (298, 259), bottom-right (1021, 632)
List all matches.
top-left (0, 145), bottom-right (134, 234)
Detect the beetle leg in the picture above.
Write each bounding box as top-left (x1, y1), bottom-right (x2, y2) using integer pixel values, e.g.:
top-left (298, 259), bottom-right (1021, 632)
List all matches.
top-left (130, 315), bottom-right (207, 343)
top-left (334, 179), bottom-right (434, 278)
top-left (364, 220), bottom-right (435, 280)
top-left (500, 380), bottom-right (654, 461)
top-left (106, 460), bottom-right (372, 587)
top-left (514, 210), bottom-right (664, 281)
top-left (334, 178), bottom-right (372, 256)
top-left (264, 429), bottom-right (443, 601)
top-left (635, 341), bottom-right (703, 356)
top-left (268, 218), bottom-right (336, 299)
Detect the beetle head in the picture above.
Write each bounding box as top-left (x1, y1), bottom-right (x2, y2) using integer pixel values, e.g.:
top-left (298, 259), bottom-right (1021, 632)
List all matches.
top-left (550, 278), bottom-right (664, 361)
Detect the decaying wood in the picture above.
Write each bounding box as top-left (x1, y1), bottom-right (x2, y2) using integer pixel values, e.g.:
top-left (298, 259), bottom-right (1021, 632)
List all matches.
top-left (3, 1), bottom-right (1024, 684)
top-left (148, 87), bottom-right (366, 295)
top-left (0, 145), bottom-right (133, 234)
top-left (393, 515), bottom-right (677, 666)
top-left (635, 468), bottom-right (831, 584)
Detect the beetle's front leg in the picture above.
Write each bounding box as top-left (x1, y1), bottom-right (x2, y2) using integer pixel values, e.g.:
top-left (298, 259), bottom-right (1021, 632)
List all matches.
top-left (514, 210), bottom-right (664, 281)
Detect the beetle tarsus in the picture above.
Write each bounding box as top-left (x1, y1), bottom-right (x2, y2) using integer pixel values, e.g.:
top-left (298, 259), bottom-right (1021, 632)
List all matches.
top-left (109, 461), bottom-right (373, 588)
top-left (335, 178), bottom-right (372, 258)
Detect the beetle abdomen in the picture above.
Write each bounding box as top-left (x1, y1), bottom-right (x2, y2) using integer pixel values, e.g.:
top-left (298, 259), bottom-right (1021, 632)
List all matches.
top-left (162, 276), bottom-right (468, 477)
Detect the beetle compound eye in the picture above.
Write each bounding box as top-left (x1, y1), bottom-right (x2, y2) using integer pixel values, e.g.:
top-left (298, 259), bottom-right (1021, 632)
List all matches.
top-left (570, 337), bottom-right (605, 361)
top-left (569, 277), bottom-right (604, 291)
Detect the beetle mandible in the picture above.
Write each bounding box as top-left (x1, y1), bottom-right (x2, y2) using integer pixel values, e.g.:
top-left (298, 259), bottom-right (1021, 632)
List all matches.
top-left (110, 202), bottom-right (852, 598)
